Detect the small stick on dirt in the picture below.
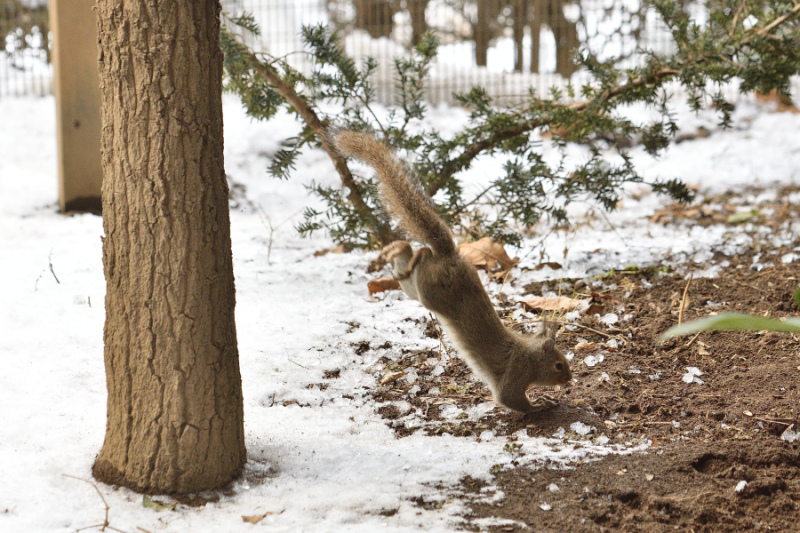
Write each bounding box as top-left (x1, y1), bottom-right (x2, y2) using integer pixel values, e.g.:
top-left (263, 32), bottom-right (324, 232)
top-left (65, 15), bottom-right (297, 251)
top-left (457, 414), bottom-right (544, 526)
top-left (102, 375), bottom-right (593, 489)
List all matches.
top-left (565, 322), bottom-right (616, 339)
top-left (734, 280), bottom-right (765, 293)
top-left (678, 273), bottom-right (693, 325)
top-left (755, 417), bottom-right (793, 426)
top-left (684, 331), bottom-right (702, 348)
top-left (63, 474), bottom-right (128, 533)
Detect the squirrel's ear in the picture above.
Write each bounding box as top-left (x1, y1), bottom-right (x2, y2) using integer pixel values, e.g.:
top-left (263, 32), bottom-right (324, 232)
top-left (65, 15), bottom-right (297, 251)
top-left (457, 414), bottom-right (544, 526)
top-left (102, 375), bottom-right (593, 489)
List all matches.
top-left (543, 338), bottom-right (555, 351)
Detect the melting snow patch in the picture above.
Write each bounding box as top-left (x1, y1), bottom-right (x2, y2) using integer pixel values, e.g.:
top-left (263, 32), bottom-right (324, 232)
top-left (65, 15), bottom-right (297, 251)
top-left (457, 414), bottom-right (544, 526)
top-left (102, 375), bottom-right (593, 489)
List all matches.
top-left (682, 367), bottom-right (705, 384)
top-left (599, 313), bottom-right (619, 325)
top-left (570, 422), bottom-right (595, 436)
top-left (735, 480), bottom-right (748, 492)
top-left (584, 353), bottom-right (605, 367)
top-left (781, 427), bottom-right (799, 443)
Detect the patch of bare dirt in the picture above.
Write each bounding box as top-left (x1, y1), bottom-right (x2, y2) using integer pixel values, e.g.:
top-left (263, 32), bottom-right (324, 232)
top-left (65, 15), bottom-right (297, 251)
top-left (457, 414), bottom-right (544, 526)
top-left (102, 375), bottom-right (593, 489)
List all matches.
top-left (357, 187), bottom-right (800, 531)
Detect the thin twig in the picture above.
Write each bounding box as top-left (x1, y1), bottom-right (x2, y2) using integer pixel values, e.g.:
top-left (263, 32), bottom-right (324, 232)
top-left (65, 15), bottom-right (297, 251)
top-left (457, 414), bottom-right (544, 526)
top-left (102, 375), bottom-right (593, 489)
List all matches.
top-left (288, 359), bottom-right (308, 370)
top-left (563, 322), bottom-right (616, 339)
top-left (729, 1), bottom-right (746, 38)
top-left (684, 331), bottom-right (702, 348)
top-left (678, 273), bottom-right (693, 325)
top-left (429, 313), bottom-right (454, 360)
top-left (734, 280), bottom-right (764, 293)
top-left (48, 250), bottom-right (60, 284)
top-left (754, 417), bottom-right (793, 426)
top-left (64, 475), bottom-right (128, 533)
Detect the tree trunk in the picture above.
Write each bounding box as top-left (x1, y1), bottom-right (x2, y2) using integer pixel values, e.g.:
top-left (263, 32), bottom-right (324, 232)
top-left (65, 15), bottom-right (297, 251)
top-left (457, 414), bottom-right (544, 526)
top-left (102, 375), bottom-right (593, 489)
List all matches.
top-left (551, 0), bottom-right (579, 78)
top-left (475, 0), bottom-right (491, 67)
top-left (530, 0), bottom-right (543, 72)
top-left (408, 0), bottom-right (430, 47)
top-left (92, 1), bottom-right (246, 494)
top-left (512, 0), bottom-right (527, 72)
top-left (354, 0), bottom-right (395, 39)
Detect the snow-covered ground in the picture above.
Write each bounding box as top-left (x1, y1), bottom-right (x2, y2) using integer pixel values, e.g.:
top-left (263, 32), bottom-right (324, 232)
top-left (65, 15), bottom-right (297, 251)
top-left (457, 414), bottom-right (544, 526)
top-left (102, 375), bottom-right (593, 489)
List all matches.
top-left (1, 94), bottom-right (799, 532)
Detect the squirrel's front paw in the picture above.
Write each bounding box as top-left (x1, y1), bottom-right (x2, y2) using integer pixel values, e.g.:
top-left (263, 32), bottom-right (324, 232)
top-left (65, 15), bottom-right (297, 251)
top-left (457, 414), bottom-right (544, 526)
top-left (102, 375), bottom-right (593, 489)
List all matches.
top-left (526, 394), bottom-right (559, 413)
top-left (368, 257), bottom-right (388, 273)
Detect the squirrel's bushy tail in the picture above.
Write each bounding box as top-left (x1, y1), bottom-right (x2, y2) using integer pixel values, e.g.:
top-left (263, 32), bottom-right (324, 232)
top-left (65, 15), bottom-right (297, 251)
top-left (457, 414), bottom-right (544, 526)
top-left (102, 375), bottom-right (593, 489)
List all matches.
top-left (333, 130), bottom-right (456, 256)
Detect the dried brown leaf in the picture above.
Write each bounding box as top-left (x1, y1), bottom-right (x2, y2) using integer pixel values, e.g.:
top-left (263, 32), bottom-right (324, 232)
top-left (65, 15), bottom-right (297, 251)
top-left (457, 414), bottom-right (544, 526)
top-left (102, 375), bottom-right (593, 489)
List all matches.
top-left (458, 237), bottom-right (518, 273)
top-left (533, 262), bottom-right (563, 271)
top-left (368, 277), bottom-right (401, 295)
top-left (584, 303), bottom-right (606, 316)
top-left (314, 243), bottom-right (349, 257)
top-left (574, 341), bottom-right (597, 352)
top-left (242, 514), bottom-right (268, 524)
top-left (521, 296), bottom-right (584, 312)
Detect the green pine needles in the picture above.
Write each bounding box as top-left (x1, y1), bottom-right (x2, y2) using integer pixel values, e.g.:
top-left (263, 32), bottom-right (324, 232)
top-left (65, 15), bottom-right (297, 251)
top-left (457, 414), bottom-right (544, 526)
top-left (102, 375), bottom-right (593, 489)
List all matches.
top-left (221, 1), bottom-right (800, 249)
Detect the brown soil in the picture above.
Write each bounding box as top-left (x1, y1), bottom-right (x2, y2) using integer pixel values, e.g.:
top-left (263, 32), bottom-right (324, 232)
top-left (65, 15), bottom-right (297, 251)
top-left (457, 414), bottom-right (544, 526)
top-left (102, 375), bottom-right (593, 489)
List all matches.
top-left (358, 188), bottom-right (800, 532)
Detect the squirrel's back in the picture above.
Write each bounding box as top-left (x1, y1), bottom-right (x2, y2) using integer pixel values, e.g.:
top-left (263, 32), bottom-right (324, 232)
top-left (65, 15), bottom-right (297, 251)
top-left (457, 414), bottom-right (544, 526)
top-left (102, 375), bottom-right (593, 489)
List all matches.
top-left (333, 131), bottom-right (456, 256)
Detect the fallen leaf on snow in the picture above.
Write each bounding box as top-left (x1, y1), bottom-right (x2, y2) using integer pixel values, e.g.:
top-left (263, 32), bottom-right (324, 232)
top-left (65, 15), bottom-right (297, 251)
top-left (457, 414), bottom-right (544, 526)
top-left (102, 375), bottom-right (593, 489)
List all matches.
top-left (521, 296), bottom-right (583, 312)
top-left (458, 237), bottom-right (518, 273)
top-left (755, 89), bottom-right (800, 113)
top-left (314, 243), bottom-right (349, 256)
top-left (242, 513), bottom-right (271, 524)
top-left (574, 341), bottom-right (596, 352)
top-left (143, 496), bottom-right (176, 511)
top-left (727, 210), bottom-right (759, 224)
top-left (533, 262), bottom-right (563, 271)
top-left (368, 277), bottom-right (401, 295)
top-left (380, 371), bottom-right (405, 385)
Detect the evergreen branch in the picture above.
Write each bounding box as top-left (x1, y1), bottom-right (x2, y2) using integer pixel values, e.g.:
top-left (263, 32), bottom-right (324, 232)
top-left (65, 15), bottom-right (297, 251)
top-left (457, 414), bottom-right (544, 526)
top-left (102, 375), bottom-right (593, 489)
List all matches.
top-left (567, 68), bottom-right (682, 113)
top-left (426, 0), bottom-right (799, 199)
top-left (230, 36), bottom-right (395, 246)
top-left (426, 67), bottom-right (678, 197)
top-left (755, 2), bottom-right (800, 37)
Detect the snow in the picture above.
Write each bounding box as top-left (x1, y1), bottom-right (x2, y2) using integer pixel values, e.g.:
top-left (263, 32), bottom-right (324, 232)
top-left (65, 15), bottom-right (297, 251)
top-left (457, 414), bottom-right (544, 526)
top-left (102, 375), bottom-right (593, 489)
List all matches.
top-left (1, 92), bottom-right (800, 532)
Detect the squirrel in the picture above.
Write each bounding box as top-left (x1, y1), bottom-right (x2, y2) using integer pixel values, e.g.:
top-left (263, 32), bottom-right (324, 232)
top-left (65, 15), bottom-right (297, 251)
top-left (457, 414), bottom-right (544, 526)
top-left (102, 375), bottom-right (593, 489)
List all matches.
top-left (333, 130), bottom-right (572, 413)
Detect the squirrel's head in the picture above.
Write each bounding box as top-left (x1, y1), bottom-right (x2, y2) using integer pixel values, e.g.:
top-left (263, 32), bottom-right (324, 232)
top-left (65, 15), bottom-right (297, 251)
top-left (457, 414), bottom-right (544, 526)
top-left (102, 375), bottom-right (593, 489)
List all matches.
top-left (527, 325), bottom-right (572, 386)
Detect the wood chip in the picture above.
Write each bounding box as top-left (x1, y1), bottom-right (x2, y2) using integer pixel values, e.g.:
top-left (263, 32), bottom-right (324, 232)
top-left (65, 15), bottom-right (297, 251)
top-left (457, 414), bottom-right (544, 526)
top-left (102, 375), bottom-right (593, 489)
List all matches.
top-left (380, 371), bottom-right (405, 385)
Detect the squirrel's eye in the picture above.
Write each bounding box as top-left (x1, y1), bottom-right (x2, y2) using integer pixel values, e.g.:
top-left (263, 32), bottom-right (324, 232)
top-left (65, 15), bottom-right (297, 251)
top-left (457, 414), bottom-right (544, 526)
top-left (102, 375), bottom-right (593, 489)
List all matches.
top-left (556, 363), bottom-right (563, 371)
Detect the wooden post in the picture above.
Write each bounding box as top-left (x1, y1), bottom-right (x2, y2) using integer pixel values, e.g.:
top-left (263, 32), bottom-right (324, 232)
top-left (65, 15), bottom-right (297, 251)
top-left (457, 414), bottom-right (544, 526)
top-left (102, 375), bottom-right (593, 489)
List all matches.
top-left (51, 0), bottom-right (103, 213)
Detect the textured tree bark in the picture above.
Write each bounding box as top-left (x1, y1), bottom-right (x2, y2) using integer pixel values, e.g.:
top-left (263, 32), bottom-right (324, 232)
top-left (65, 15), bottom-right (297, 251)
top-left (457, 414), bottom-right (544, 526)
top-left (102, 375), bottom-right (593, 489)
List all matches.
top-left (408, 0), bottom-right (430, 47)
top-left (475, 0), bottom-right (491, 67)
top-left (92, 1), bottom-right (246, 493)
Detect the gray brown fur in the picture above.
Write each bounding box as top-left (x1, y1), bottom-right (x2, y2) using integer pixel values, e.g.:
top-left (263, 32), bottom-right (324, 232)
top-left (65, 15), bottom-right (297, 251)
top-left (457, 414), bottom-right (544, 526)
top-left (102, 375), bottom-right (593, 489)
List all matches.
top-left (333, 130), bottom-right (572, 413)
